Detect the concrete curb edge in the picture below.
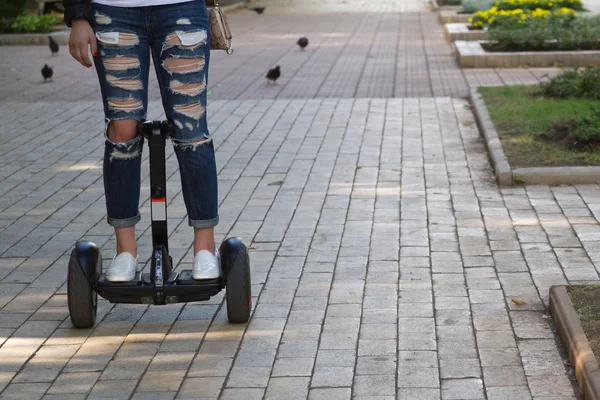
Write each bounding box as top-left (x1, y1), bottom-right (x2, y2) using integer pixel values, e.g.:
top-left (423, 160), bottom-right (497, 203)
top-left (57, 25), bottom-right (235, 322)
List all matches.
top-left (550, 285), bottom-right (600, 400)
top-left (469, 88), bottom-right (513, 185)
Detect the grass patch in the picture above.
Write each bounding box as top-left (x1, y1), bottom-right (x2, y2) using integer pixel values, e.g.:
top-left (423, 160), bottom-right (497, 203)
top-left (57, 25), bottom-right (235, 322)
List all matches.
top-left (478, 85), bottom-right (600, 167)
top-left (568, 285), bottom-right (600, 362)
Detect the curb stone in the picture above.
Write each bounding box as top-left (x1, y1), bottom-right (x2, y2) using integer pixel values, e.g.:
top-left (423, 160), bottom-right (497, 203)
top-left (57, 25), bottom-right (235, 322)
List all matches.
top-left (0, 0), bottom-right (249, 46)
top-left (456, 40), bottom-right (600, 68)
top-left (469, 87), bottom-right (600, 185)
top-left (550, 285), bottom-right (600, 400)
top-left (469, 88), bottom-right (513, 185)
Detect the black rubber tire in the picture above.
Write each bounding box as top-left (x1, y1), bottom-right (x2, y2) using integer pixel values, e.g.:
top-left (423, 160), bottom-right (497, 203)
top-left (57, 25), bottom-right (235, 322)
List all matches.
top-left (226, 244), bottom-right (251, 323)
top-left (67, 251), bottom-right (97, 329)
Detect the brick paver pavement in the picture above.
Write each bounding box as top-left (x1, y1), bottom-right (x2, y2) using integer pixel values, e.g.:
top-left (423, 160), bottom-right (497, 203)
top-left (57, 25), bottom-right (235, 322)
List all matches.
top-left (0, 0), bottom-right (596, 398)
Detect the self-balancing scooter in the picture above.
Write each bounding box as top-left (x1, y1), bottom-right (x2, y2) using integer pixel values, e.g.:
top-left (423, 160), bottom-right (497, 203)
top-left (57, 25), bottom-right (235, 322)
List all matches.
top-left (67, 120), bottom-right (251, 328)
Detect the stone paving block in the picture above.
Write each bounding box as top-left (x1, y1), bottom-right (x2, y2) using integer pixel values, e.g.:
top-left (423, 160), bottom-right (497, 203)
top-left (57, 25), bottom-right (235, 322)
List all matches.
top-left (219, 388), bottom-right (265, 400)
top-left (440, 358), bottom-right (481, 379)
top-left (178, 377), bottom-right (225, 398)
top-left (398, 367), bottom-right (440, 388)
top-left (353, 375), bottom-right (396, 396)
top-left (486, 386), bottom-right (532, 400)
top-left (265, 377), bottom-right (310, 400)
top-left (187, 355), bottom-right (233, 377)
top-left (483, 366), bottom-right (527, 387)
top-left (438, 340), bottom-right (478, 359)
top-left (1, 382), bottom-right (51, 400)
top-left (441, 378), bottom-right (485, 399)
top-left (308, 388), bottom-right (351, 400)
top-left (47, 372), bottom-right (100, 394)
top-left (527, 375), bottom-right (576, 397)
top-left (137, 370), bottom-right (186, 393)
top-left (311, 366), bottom-right (354, 387)
top-left (226, 366), bottom-right (272, 388)
top-left (397, 388), bottom-right (441, 399)
top-left (14, 344), bottom-right (79, 383)
top-left (87, 380), bottom-right (137, 400)
top-left (356, 356), bottom-right (396, 375)
top-left (479, 347), bottom-right (522, 367)
top-left (130, 393), bottom-right (175, 400)
top-left (272, 357), bottom-right (314, 377)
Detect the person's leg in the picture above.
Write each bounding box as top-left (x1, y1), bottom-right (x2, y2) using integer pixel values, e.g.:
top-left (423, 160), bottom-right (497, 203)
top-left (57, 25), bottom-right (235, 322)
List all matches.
top-left (91, 4), bottom-right (150, 280)
top-left (149, 1), bottom-right (219, 279)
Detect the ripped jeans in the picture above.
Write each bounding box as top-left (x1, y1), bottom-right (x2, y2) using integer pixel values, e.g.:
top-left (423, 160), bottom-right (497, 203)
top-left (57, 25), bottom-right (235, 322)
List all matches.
top-left (91, 1), bottom-right (219, 229)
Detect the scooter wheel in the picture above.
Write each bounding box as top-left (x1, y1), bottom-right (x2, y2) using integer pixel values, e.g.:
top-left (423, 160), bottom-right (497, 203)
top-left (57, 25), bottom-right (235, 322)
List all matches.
top-left (226, 243), bottom-right (251, 323)
top-left (67, 250), bottom-right (98, 329)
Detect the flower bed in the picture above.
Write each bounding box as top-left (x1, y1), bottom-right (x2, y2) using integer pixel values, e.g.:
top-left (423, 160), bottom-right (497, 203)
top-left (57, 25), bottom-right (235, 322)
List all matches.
top-left (470, 6), bottom-right (576, 28)
top-left (462, 0), bottom-right (582, 13)
top-left (486, 14), bottom-right (600, 51)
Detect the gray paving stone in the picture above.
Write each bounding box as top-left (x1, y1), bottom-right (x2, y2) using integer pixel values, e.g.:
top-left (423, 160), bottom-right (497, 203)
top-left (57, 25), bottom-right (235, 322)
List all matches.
top-left (308, 388), bottom-right (351, 400)
top-left (353, 375), bottom-right (396, 396)
top-left (398, 367), bottom-right (440, 388)
top-left (137, 370), bottom-right (186, 393)
top-left (226, 366), bottom-right (272, 388)
top-left (1, 382), bottom-right (50, 400)
top-left (440, 358), bottom-right (481, 379)
top-left (272, 357), bottom-right (314, 377)
top-left (311, 367), bottom-right (354, 388)
top-left (178, 377), bottom-right (225, 398)
top-left (87, 380), bottom-right (137, 400)
top-left (397, 388), bottom-right (441, 399)
top-left (130, 393), bottom-right (176, 400)
top-left (47, 372), bottom-right (100, 394)
top-left (219, 388), bottom-right (265, 400)
top-left (265, 377), bottom-right (310, 400)
top-left (441, 378), bottom-right (485, 399)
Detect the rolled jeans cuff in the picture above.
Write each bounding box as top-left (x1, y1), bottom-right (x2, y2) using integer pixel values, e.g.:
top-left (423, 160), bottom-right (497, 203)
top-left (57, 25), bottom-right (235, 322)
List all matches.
top-left (107, 212), bottom-right (141, 228)
top-left (189, 215), bottom-right (219, 229)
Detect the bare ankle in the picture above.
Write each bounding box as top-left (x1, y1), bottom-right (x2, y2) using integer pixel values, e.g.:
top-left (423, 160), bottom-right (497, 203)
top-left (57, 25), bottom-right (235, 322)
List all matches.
top-left (193, 227), bottom-right (215, 255)
top-left (114, 226), bottom-right (137, 257)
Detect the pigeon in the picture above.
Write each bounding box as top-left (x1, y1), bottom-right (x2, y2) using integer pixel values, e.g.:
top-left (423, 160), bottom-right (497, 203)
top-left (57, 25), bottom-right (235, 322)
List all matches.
top-left (297, 37), bottom-right (309, 50)
top-left (42, 64), bottom-right (53, 82)
top-left (250, 6), bottom-right (265, 14)
top-left (48, 36), bottom-right (59, 56)
top-left (266, 65), bottom-right (280, 84)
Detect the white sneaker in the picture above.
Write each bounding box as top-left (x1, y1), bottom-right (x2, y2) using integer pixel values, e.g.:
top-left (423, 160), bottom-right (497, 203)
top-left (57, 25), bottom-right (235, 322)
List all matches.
top-left (105, 252), bottom-right (137, 282)
top-left (193, 249), bottom-right (220, 280)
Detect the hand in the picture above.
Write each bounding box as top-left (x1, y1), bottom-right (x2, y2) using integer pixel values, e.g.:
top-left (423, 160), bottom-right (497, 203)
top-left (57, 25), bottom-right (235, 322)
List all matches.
top-left (69, 19), bottom-right (98, 68)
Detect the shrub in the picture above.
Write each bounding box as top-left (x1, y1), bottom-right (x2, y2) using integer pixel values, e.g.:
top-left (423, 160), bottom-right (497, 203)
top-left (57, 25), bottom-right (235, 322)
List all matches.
top-left (10, 14), bottom-right (58, 33)
top-left (493, 0), bottom-right (584, 11)
top-left (568, 104), bottom-right (600, 144)
top-left (470, 6), bottom-right (576, 28)
top-left (485, 14), bottom-right (600, 50)
top-left (540, 67), bottom-right (600, 100)
top-left (462, 0), bottom-right (497, 12)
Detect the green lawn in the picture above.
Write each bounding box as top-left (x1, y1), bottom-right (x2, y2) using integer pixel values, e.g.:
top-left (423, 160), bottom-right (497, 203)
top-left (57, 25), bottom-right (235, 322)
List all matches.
top-left (478, 85), bottom-right (600, 168)
top-left (569, 285), bottom-right (600, 363)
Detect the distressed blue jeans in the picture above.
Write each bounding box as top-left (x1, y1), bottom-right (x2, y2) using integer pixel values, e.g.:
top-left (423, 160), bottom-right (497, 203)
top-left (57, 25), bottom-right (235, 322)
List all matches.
top-left (90, 0), bottom-right (219, 229)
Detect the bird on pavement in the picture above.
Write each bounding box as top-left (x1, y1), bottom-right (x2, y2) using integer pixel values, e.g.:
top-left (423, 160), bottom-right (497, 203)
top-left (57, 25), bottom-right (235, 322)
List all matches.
top-left (48, 36), bottom-right (59, 56)
top-left (250, 6), bottom-right (265, 14)
top-left (297, 37), bottom-right (309, 50)
top-left (266, 66), bottom-right (280, 84)
top-left (42, 64), bottom-right (53, 82)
